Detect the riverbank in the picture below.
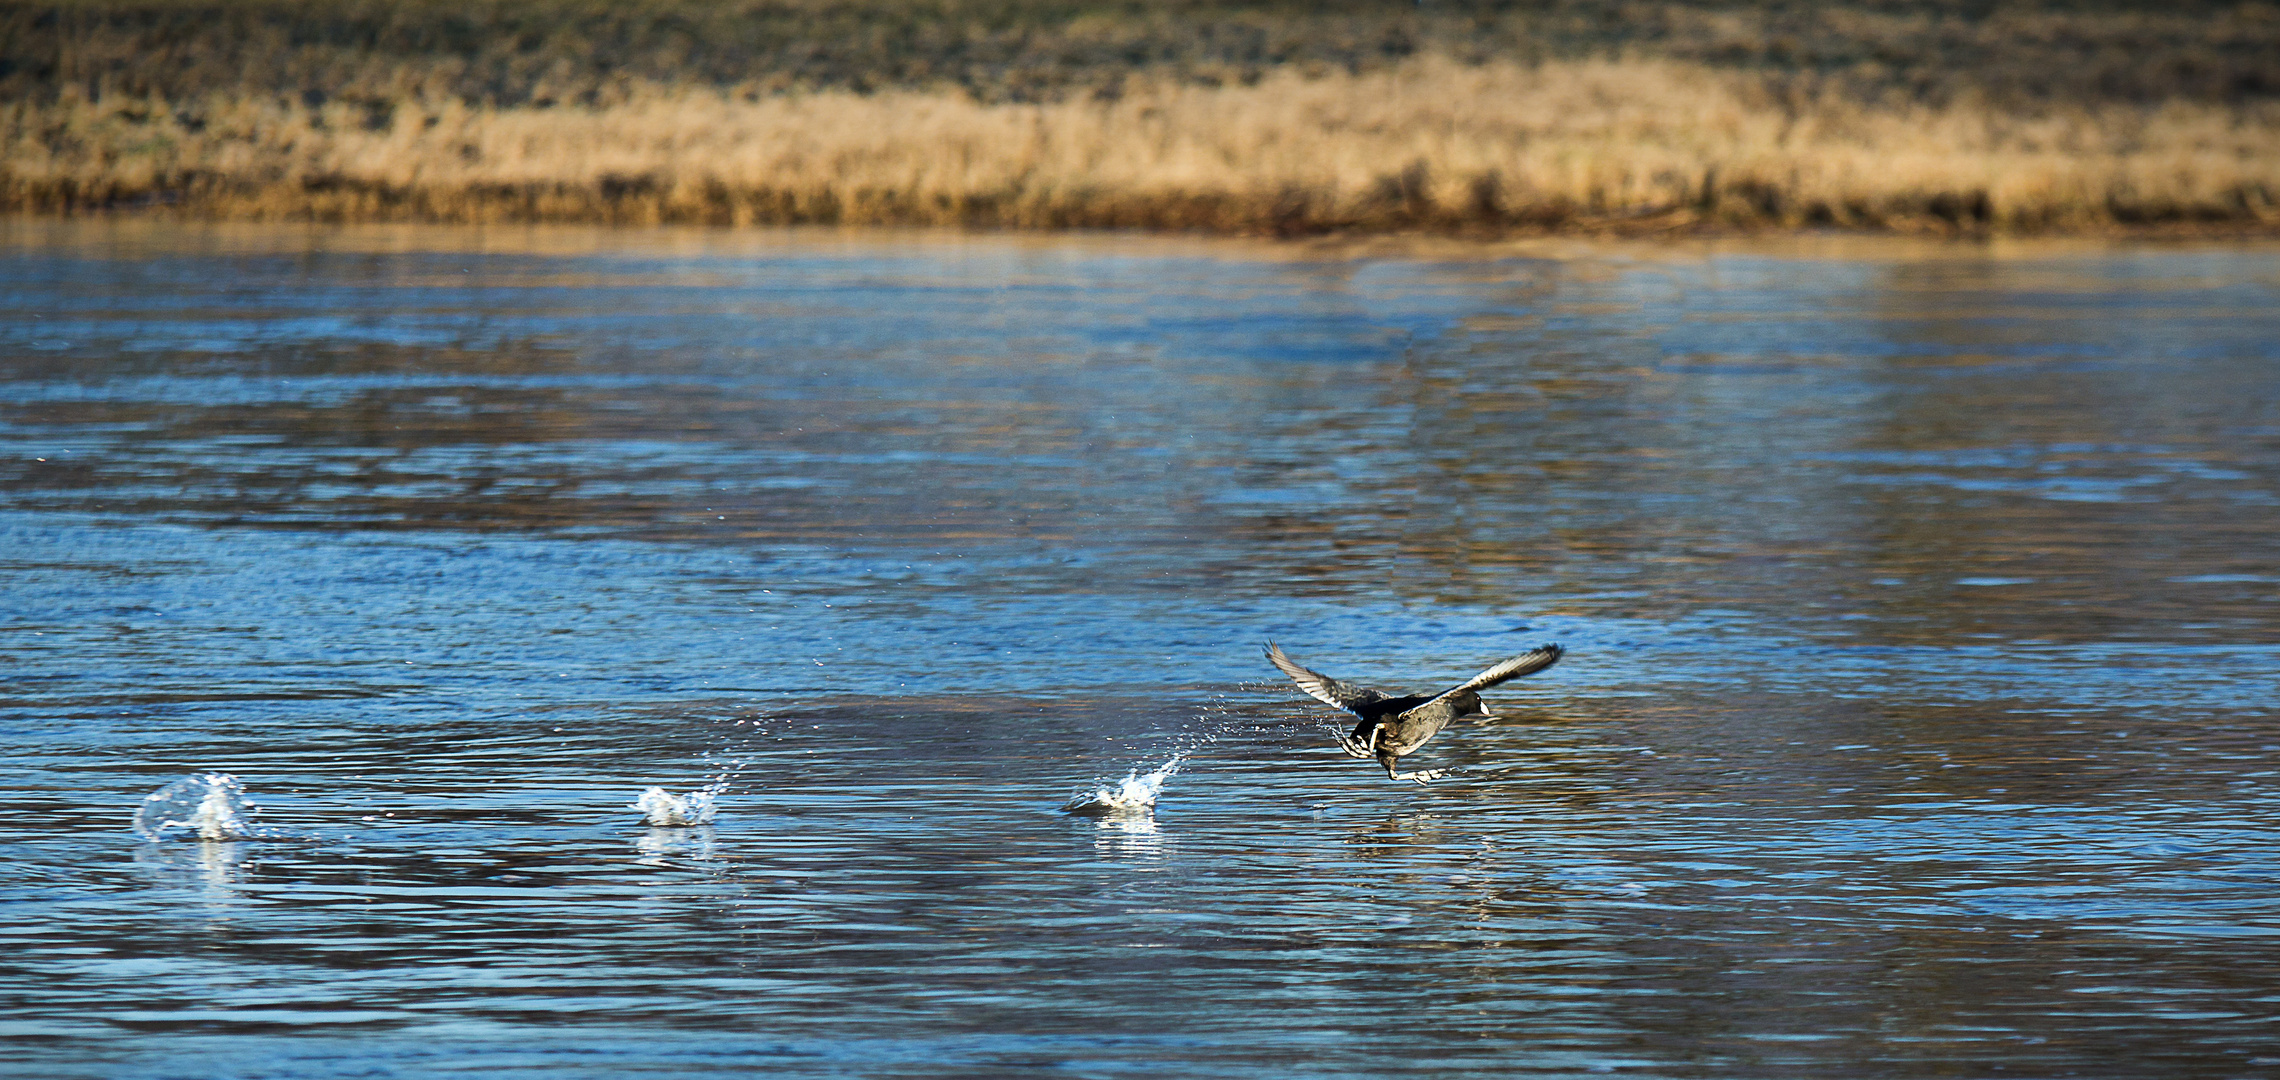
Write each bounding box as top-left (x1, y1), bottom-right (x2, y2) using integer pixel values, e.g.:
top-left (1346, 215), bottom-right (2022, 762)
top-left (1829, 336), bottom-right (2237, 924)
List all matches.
top-left (8, 1), bottom-right (2279, 235)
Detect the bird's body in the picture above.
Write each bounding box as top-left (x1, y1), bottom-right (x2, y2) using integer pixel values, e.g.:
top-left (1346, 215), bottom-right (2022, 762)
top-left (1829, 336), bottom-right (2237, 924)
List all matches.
top-left (1265, 642), bottom-right (1563, 783)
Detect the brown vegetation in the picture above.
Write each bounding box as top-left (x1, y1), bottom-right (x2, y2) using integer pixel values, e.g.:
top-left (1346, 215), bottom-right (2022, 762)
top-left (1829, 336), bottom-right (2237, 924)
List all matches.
top-left (6, 0), bottom-right (2280, 234)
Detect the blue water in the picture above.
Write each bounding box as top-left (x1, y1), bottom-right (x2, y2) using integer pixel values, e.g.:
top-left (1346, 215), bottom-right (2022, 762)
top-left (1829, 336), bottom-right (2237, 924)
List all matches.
top-left (3, 220), bottom-right (2278, 1078)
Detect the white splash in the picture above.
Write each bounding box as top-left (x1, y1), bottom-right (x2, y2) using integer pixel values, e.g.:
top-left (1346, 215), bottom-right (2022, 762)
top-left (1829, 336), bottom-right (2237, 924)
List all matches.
top-left (1063, 755), bottom-right (1185, 817)
top-left (631, 783), bottom-right (722, 826)
top-left (133, 773), bottom-right (258, 841)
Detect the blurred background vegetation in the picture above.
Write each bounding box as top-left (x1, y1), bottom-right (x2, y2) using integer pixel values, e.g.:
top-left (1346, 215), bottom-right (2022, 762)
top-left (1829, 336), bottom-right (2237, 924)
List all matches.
top-left (6, 0), bottom-right (2279, 232)
top-left (13, 0), bottom-right (2280, 107)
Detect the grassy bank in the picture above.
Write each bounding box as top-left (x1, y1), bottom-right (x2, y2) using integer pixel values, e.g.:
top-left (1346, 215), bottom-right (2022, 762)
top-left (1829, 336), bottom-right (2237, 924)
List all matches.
top-left (7, 0), bottom-right (2280, 234)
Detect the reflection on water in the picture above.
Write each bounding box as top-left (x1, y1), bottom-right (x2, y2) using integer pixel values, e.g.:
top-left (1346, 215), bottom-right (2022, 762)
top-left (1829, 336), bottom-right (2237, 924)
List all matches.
top-left (2, 220), bottom-right (2277, 1078)
top-left (633, 824), bottom-right (718, 866)
top-left (132, 839), bottom-right (255, 897)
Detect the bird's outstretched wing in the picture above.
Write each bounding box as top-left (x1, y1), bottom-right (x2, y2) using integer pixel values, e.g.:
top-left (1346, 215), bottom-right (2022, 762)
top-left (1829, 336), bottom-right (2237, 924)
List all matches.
top-left (1432, 643), bottom-right (1563, 700)
top-left (1264, 642), bottom-right (1388, 716)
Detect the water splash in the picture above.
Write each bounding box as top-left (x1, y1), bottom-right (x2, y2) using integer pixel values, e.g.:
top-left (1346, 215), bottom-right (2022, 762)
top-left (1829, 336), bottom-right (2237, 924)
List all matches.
top-left (631, 743), bottom-right (750, 826)
top-left (1064, 754), bottom-right (1186, 817)
top-left (132, 773), bottom-right (259, 841)
top-left (631, 781), bottom-right (723, 826)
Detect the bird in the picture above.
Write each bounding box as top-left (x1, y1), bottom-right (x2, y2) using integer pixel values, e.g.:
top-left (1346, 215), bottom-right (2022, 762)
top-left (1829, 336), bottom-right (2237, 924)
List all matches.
top-left (1265, 641), bottom-right (1564, 783)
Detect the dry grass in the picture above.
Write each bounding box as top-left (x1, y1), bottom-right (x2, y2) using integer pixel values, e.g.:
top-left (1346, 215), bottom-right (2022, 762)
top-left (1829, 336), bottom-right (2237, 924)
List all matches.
top-left (6, 1), bottom-right (2280, 234)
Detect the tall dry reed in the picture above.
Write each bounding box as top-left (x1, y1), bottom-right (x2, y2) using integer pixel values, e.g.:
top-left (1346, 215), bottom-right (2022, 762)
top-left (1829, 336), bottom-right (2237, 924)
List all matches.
top-left (8, 57), bottom-right (2276, 232)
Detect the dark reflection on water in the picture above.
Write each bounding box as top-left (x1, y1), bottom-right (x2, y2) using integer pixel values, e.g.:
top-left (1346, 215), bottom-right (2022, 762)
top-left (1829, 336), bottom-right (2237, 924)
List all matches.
top-left (2, 221), bottom-right (2277, 1078)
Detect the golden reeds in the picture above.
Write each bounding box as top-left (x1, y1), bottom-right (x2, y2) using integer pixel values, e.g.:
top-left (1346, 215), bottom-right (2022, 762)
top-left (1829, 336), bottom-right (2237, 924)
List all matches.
top-left (9, 57), bottom-right (2277, 233)
top-left (6, 1), bottom-right (2280, 234)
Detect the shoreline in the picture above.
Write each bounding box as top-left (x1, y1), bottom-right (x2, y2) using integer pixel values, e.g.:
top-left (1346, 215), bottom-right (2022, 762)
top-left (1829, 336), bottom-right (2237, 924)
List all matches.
top-left (12, 204), bottom-right (2280, 242)
top-left (11, 213), bottom-right (2280, 256)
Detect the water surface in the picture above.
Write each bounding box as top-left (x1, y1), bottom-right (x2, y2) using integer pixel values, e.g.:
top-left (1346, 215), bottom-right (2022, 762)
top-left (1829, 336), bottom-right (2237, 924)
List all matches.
top-left (3, 221), bottom-right (2278, 1078)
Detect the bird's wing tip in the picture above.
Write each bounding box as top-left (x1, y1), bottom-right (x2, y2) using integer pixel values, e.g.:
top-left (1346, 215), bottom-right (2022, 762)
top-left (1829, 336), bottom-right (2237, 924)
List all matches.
top-left (1444, 642), bottom-right (1565, 695)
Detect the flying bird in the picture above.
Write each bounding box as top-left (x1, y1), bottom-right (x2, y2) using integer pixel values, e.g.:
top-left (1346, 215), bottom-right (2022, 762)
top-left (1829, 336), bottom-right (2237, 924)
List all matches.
top-left (1265, 642), bottom-right (1564, 783)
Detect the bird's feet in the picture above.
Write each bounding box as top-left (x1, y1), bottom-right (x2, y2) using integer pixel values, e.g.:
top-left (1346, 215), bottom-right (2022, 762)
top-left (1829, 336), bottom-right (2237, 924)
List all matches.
top-left (1386, 766), bottom-right (1449, 785)
top-left (1338, 727), bottom-right (1383, 759)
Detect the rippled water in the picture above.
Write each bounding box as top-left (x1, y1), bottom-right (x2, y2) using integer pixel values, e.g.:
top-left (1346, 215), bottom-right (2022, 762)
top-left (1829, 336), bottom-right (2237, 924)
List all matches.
top-left (4, 220), bottom-right (2277, 1078)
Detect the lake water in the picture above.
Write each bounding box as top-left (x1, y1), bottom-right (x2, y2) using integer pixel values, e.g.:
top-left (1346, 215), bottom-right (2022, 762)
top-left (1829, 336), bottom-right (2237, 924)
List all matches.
top-left (3, 220), bottom-right (2277, 1078)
